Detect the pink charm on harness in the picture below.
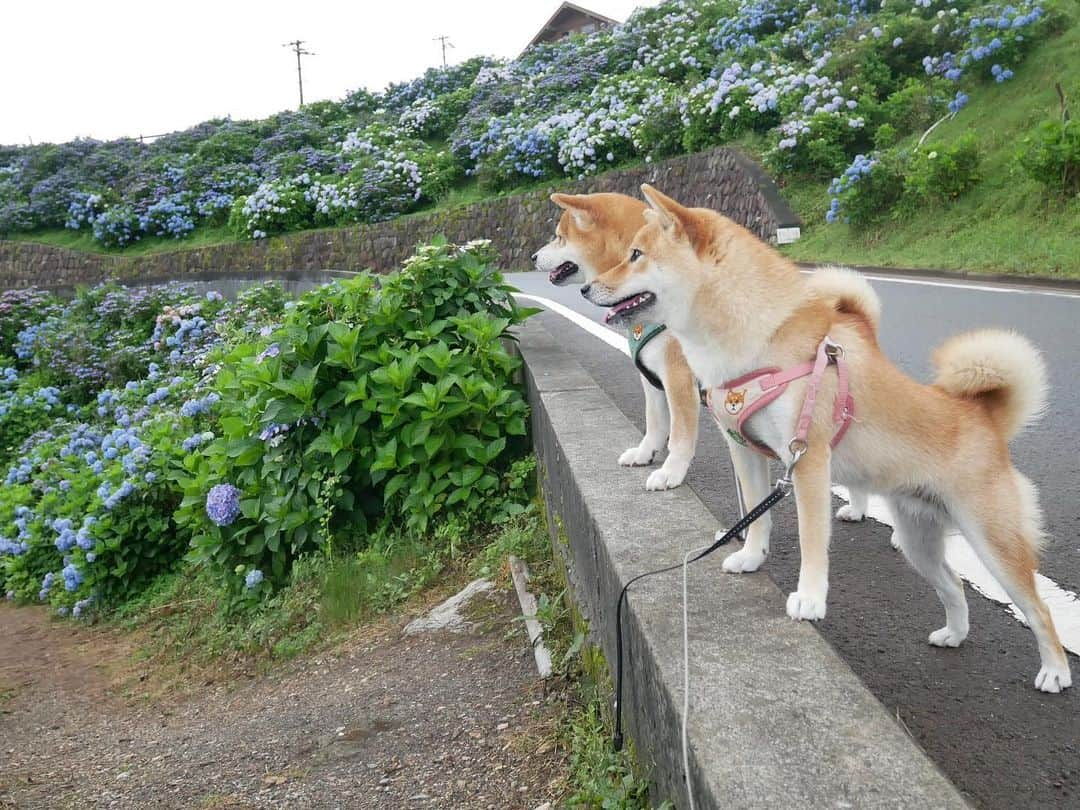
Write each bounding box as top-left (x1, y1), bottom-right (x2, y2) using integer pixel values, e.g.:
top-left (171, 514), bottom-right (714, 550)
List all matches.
top-left (705, 337), bottom-right (855, 458)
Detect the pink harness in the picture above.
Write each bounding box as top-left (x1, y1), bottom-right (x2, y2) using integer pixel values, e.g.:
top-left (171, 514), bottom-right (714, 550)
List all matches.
top-left (705, 337), bottom-right (854, 459)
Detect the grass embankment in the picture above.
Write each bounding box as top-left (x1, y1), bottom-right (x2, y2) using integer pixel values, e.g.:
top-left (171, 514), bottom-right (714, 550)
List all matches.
top-left (6, 224), bottom-right (238, 257)
top-left (779, 19), bottom-right (1080, 277)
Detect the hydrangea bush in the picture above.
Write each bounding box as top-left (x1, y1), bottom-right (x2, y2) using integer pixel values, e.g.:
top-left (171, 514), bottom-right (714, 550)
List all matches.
top-left (176, 239), bottom-right (534, 586)
top-left (0, 283), bottom-right (285, 613)
top-left (1, 240), bottom-right (535, 617)
top-left (0, 0), bottom-right (1067, 244)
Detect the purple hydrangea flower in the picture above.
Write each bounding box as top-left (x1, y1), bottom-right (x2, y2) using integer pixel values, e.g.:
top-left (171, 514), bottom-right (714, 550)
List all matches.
top-left (206, 483), bottom-right (242, 526)
top-left (256, 343), bottom-right (281, 363)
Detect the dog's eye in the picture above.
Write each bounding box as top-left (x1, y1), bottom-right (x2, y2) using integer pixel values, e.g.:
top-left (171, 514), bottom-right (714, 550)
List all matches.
top-left (629, 248), bottom-right (643, 262)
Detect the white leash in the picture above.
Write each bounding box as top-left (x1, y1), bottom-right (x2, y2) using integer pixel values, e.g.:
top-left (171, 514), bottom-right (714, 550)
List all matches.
top-left (681, 460), bottom-right (747, 810)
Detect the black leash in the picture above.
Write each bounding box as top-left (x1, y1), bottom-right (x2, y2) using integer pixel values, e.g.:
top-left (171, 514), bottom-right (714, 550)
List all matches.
top-left (612, 478), bottom-right (793, 751)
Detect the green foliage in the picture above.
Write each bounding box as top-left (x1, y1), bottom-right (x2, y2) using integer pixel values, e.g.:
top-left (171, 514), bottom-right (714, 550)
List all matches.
top-left (903, 133), bottom-right (982, 206)
top-left (0, 379), bottom-right (63, 467)
top-left (115, 561), bottom-right (328, 667)
top-left (835, 136), bottom-right (981, 227)
top-left (876, 79), bottom-right (948, 136)
top-left (119, 480), bottom-right (542, 671)
top-left (177, 239), bottom-right (535, 588)
top-left (769, 111), bottom-right (874, 179)
top-left (1018, 116), bottom-right (1080, 198)
top-left (683, 81), bottom-right (782, 153)
top-left (564, 702), bottom-right (664, 809)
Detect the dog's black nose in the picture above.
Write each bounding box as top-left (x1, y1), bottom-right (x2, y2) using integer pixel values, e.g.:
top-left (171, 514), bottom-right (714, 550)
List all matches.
top-left (580, 284), bottom-right (591, 298)
top-left (530, 252), bottom-right (538, 263)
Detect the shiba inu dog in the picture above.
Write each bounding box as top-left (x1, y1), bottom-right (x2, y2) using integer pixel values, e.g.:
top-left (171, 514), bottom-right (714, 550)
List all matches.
top-left (534, 192), bottom-right (891, 541)
top-left (534, 192), bottom-right (699, 491)
top-left (582, 184), bottom-right (1071, 693)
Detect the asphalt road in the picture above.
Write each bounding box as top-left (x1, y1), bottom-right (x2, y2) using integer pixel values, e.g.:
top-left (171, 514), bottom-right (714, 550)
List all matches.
top-left (508, 269), bottom-right (1080, 810)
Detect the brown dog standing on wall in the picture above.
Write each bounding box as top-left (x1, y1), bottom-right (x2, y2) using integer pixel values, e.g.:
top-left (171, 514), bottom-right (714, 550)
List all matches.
top-left (534, 192), bottom-right (699, 492)
top-left (581, 184), bottom-right (1071, 693)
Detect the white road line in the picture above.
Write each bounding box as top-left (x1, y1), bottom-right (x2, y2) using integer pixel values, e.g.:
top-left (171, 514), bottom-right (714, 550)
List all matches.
top-left (834, 486), bottom-right (1080, 656)
top-left (797, 268), bottom-right (1080, 300)
top-left (515, 293), bottom-right (630, 357)
top-left (515, 285), bottom-right (1080, 655)
top-left (513, 269), bottom-right (1080, 300)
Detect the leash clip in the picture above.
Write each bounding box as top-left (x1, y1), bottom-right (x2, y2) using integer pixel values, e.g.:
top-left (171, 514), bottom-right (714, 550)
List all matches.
top-left (824, 339), bottom-right (844, 360)
top-left (778, 437), bottom-right (807, 493)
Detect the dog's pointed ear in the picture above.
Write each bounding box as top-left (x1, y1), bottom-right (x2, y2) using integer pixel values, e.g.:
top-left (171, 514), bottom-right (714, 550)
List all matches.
top-left (550, 193), bottom-right (595, 229)
top-left (641, 184), bottom-right (700, 246)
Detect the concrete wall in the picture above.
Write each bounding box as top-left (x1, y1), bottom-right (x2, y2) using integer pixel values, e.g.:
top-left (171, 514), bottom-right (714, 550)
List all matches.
top-left (0, 146), bottom-right (799, 291)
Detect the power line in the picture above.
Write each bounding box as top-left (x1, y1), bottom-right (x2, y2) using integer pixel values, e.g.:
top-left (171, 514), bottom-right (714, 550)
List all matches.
top-left (283, 39), bottom-right (315, 107)
top-left (433, 35), bottom-right (454, 69)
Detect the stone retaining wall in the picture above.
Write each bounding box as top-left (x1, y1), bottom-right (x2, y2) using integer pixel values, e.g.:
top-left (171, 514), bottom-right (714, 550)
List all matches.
top-left (0, 147), bottom-right (799, 290)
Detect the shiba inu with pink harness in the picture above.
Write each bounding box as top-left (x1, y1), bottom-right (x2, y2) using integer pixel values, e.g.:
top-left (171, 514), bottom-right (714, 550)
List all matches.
top-left (582, 184), bottom-right (1070, 693)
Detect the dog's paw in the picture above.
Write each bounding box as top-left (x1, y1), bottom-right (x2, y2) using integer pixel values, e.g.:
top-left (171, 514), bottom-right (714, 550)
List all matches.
top-left (618, 445), bottom-right (656, 467)
top-left (928, 626), bottom-right (967, 647)
top-left (890, 530), bottom-right (902, 550)
top-left (722, 546), bottom-right (767, 573)
top-left (1035, 662), bottom-right (1073, 693)
top-left (645, 457), bottom-right (689, 491)
top-left (786, 590), bottom-right (827, 621)
top-left (645, 467), bottom-right (679, 491)
top-left (835, 503), bottom-right (865, 522)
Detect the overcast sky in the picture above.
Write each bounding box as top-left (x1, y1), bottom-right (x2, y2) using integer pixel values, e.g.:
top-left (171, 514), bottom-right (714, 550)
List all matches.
top-left (2, 0), bottom-right (658, 147)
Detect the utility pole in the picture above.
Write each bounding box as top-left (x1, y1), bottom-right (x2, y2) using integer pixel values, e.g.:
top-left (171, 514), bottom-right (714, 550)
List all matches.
top-left (433, 35), bottom-right (454, 68)
top-left (283, 39), bottom-right (314, 107)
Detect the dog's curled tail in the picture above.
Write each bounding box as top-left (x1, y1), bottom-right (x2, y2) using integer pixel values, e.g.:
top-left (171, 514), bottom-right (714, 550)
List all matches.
top-left (809, 266), bottom-right (882, 335)
top-left (933, 329), bottom-right (1048, 439)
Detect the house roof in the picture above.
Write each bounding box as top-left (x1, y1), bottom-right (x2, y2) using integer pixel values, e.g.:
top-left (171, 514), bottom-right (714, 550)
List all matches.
top-left (524, 2), bottom-right (620, 50)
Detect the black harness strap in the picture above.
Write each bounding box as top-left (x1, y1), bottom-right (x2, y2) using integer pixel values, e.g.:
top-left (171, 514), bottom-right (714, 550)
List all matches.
top-left (612, 480), bottom-right (791, 751)
top-left (630, 323), bottom-right (668, 392)
top-left (635, 351), bottom-right (666, 392)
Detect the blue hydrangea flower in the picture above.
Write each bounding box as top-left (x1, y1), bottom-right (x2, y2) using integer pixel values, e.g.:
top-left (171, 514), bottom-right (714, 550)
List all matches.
top-left (206, 483), bottom-right (242, 526)
top-left (62, 563), bottom-right (84, 592)
top-left (245, 569), bottom-right (264, 589)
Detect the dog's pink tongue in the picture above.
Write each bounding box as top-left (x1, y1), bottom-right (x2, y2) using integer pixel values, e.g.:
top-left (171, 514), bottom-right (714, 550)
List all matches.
top-left (604, 297), bottom-right (636, 323)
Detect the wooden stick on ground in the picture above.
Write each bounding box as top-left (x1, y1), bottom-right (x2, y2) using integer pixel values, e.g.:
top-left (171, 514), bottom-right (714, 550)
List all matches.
top-left (508, 555), bottom-right (553, 679)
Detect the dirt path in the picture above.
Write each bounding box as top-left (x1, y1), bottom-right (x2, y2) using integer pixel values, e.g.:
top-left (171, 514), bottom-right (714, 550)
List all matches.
top-left (0, 589), bottom-right (568, 809)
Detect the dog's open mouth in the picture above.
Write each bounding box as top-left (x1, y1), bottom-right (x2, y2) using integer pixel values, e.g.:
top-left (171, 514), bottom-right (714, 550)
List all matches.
top-left (604, 291), bottom-right (656, 323)
top-left (548, 261), bottom-right (579, 284)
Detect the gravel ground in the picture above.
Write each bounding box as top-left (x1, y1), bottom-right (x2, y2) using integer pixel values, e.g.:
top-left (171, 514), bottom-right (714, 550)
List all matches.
top-left (0, 587), bottom-right (568, 809)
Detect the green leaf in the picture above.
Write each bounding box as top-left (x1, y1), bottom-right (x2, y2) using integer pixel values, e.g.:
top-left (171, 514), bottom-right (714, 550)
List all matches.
top-left (384, 473), bottom-right (410, 502)
top-left (484, 437), bottom-right (506, 462)
top-left (371, 438), bottom-right (398, 472)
